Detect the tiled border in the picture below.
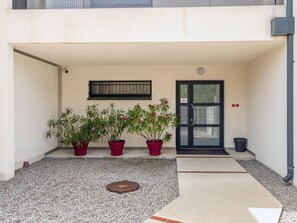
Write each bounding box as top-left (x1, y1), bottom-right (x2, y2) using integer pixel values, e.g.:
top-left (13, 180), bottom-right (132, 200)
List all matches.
top-left (150, 216), bottom-right (183, 223)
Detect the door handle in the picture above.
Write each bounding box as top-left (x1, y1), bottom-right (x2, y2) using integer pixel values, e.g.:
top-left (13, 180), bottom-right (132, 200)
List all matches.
top-left (191, 104), bottom-right (196, 126)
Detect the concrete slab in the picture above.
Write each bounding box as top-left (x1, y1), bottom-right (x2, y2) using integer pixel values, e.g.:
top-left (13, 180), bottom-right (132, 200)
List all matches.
top-left (177, 173), bottom-right (282, 205)
top-left (226, 148), bottom-right (256, 161)
top-left (143, 219), bottom-right (162, 223)
top-left (177, 157), bottom-right (247, 173)
top-left (151, 195), bottom-right (281, 223)
top-left (46, 148), bottom-right (176, 160)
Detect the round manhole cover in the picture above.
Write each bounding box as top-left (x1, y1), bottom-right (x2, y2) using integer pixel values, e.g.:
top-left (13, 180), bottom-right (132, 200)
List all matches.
top-left (106, 180), bottom-right (140, 194)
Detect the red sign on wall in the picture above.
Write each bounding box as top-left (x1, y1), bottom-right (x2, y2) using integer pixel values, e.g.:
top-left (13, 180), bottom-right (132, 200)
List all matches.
top-left (232, 104), bottom-right (239, 107)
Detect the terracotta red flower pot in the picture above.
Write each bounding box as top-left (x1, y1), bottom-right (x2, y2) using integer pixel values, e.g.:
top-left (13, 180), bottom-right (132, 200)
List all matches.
top-left (72, 142), bottom-right (89, 156)
top-left (146, 140), bottom-right (163, 156)
top-left (108, 140), bottom-right (125, 156)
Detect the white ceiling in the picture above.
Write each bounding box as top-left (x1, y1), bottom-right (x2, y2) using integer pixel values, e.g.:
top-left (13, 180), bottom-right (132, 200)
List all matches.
top-left (14, 41), bottom-right (284, 66)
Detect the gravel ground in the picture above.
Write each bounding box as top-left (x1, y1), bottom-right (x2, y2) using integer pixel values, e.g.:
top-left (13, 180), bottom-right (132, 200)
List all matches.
top-left (0, 158), bottom-right (179, 223)
top-left (239, 160), bottom-right (297, 223)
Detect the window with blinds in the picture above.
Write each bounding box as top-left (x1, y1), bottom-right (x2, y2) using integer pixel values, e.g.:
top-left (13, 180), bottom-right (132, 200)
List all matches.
top-left (50, 0), bottom-right (84, 8)
top-left (88, 80), bottom-right (152, 100)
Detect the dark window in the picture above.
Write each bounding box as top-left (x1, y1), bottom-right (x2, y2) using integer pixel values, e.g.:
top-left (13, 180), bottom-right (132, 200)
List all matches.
top-left (13, 0), bottom-right (27, 9)
top-left (88, 80), bottom-right (152, 100)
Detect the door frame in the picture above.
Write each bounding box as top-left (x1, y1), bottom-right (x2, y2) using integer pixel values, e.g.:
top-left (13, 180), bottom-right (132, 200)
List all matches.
top-left (176, 80), bottom-right (224, 149)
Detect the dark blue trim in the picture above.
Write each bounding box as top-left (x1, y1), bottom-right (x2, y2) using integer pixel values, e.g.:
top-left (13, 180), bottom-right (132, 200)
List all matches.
top-left (176, 81), bottom-right (224, 150)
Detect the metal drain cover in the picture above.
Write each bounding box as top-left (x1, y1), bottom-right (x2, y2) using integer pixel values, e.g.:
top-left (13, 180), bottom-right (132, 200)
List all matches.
top-left (106, 180), bottom-right (140, 194)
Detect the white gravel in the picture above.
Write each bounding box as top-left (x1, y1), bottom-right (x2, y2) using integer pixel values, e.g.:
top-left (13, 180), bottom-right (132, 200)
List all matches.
top-left (239, 160), bottom-right (297, 223)
top-left (0, 158), bottom-right (179, 223)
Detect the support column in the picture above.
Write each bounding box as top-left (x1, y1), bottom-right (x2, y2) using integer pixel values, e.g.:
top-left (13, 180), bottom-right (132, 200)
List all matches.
top-left (0, 0), bottom-right (14, 181)
top-left (58, 66), bottom-right (62, 148)
top-left (0, 43), bottom-right (15, 181)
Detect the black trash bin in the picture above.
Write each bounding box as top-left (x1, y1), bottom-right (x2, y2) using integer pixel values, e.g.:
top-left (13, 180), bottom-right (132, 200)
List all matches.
top-left (234, 138), bottom-right (247, 152)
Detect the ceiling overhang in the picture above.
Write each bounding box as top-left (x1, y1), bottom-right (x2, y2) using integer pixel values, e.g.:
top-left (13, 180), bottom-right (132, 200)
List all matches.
top-left (14, 41), bottom-right (285, 66)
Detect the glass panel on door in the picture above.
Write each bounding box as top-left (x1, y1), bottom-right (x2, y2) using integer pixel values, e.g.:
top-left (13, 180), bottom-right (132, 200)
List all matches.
top-left (180, 84), bottom-right (188, 104)
top-left (180, 127), bottom-right (189, 146)
top-left (193, 106), bottom-right (220, 125)
top-left (180, 106), bottom-right (188, 125)
top-left (193, 127), bottom-right (220, 146)
top-left (193, 84), bottom-right (220, 103)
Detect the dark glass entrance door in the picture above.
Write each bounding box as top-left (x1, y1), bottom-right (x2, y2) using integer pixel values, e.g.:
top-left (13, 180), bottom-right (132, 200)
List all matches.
top-left (176, 81), bottom-right (224, 149)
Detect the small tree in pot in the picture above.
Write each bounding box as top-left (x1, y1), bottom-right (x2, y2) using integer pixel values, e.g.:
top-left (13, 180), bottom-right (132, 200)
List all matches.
top-left (46, 106), bottom-right (103, 156)
top-left (100, 103), bottom-right (130, 156)
top-left (127, 98), bottom-right (178, 156)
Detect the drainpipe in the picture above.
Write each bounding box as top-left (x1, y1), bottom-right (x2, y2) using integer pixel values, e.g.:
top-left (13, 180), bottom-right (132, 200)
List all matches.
top-left (283, 0), bottom-right (295, 183)
top-left (272, 0), bottom-right (295, 183)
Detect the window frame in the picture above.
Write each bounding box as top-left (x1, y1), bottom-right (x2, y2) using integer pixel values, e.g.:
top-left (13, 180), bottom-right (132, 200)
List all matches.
top-left (88, 80), bottom-right (152, 100)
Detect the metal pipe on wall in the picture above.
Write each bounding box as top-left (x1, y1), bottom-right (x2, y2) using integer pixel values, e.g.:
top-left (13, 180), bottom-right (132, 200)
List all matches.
top-left (283, 0), bottom-right (295, 183)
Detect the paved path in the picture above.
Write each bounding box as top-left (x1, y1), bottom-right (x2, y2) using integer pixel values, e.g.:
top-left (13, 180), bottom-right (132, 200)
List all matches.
top-left (144, 155), bottom-right (282, 223)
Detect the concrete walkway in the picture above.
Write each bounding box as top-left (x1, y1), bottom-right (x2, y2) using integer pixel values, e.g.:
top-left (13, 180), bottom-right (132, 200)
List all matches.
top-left (144, 155), bottom-right (282, 223)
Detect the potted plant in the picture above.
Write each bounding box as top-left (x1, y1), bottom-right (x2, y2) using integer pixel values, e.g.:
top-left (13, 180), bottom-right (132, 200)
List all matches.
top-left (46, 106), bottom-right (102, 156)
top-left (100, 103), bottom-right (130, 156)
top-left (127, 98), bottom-right (178, 156)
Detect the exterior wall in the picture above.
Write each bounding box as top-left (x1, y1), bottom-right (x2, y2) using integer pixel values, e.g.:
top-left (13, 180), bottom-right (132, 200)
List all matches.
top-left (62, 65), bottom-right (246, 148)
top-left (14, 53), bottom-right (58, 170)
top-left (6, 6), bottom-right (285, 43)
top-left (0, 44), bottom-right (14, 180)
top-left (246, 45), bottom-right (287, 176)
top-left (0, 3), bottom-right (14, 180)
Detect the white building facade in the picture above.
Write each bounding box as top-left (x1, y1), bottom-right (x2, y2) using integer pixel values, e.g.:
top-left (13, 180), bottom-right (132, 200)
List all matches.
top-left (0, 0), bottom-right (296, 186)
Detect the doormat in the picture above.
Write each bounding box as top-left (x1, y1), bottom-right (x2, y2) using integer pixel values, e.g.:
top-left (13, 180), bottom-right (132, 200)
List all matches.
top-left (177, 149), bottom-right (229, 155)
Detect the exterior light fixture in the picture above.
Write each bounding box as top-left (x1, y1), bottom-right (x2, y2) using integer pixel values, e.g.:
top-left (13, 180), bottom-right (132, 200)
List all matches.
top-left (197, 67), bottom-right (205, 75)
top-left (63, 67), bottom-right (69, 74)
